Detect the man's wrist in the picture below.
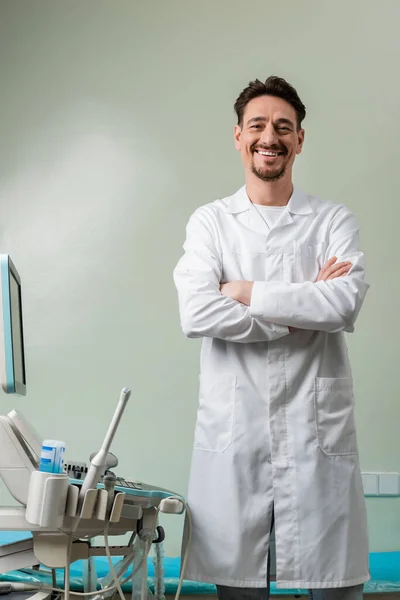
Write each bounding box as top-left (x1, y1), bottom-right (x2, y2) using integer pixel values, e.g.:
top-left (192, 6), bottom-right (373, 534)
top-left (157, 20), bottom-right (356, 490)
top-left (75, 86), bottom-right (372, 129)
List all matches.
top-left (238, 281), bottom-right (254, 305)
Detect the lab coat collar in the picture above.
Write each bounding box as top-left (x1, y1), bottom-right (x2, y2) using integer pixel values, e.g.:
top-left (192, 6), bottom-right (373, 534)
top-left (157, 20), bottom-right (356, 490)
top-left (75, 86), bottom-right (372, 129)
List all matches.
top-left (226, 185), bottom-right (313, 215)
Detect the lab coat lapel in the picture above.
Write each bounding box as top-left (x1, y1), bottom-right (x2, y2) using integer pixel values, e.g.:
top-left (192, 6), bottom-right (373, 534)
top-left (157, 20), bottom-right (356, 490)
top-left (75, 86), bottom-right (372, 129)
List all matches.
top-left (273, 209), bottom-right (294, 228)
top-left (226, 185), bottom-right (311, 235)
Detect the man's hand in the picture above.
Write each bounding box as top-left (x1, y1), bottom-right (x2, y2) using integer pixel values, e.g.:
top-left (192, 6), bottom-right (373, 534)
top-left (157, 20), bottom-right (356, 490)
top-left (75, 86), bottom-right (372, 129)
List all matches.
top-left (219, 258), bottom-right (353, 319)
top-left (220, 281), bottom-right (254, 305)
top-left (316, 257), bottom-right (352, 281)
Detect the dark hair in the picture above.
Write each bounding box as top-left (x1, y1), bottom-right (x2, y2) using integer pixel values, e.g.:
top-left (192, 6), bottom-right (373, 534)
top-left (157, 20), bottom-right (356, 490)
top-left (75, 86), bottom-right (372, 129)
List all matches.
top-left (234, 76), bottom-right (306, 130)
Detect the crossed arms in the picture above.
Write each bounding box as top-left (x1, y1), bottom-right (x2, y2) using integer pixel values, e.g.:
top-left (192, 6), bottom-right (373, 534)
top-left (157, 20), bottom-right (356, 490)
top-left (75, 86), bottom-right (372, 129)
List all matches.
top-left (173, 208), bottom-right (369, 343)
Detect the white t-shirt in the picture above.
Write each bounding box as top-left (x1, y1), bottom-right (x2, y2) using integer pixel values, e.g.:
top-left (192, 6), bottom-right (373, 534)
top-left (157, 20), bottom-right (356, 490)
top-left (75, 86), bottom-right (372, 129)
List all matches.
top-left (252, 203), bottom-right (286, 231)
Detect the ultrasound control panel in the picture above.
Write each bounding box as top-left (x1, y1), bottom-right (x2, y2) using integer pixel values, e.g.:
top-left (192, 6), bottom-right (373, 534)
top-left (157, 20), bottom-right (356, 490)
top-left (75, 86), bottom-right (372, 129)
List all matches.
top-left (65, 461), bottom-right (182, 504)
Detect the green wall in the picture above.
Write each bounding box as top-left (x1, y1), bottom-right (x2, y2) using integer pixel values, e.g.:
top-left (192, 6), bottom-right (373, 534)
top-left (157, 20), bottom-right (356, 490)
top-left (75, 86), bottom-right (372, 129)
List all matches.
top-left (0, 0), bottom-right (399, 555)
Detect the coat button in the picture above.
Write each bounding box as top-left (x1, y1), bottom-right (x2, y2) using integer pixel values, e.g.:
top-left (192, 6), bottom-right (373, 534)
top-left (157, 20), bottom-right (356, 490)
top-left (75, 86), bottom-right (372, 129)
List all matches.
top-left (267, 456), bottom-right (271, 463)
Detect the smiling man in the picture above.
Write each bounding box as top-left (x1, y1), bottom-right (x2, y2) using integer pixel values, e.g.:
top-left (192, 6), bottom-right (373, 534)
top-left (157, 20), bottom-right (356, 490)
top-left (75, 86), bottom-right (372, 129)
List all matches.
top-left (173, 77), bottom-right (370, 600)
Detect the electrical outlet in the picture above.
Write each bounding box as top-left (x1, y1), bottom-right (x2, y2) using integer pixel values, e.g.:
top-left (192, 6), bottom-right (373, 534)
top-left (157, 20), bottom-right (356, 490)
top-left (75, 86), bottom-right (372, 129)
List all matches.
top-left (378, 473), bottom-right (400, 496)
top-left (362, 473), bottom-right (379, 496)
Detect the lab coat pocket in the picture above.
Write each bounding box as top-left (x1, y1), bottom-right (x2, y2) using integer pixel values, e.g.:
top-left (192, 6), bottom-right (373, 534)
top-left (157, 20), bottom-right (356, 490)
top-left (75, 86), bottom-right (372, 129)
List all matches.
top-left (194, 374), bottom-right (237, 453)
top-left (290, 242), bottom-right (325, 283)
top-left (314, 377), bottom-right (358, 456)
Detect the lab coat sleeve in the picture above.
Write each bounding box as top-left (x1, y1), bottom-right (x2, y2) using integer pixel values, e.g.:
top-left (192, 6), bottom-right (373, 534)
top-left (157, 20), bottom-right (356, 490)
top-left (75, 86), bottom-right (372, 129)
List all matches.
top-left (173, 210), bottom-right (290, 343)
top-left (250, 207), bottom-right (369, 333)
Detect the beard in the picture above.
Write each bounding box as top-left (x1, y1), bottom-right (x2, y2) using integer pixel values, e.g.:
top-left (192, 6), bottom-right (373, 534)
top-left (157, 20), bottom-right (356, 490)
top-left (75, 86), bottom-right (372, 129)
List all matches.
top-left (251, 162), bottom-right (286, 182)
top-left (250, 144), bottom-right (288, 182)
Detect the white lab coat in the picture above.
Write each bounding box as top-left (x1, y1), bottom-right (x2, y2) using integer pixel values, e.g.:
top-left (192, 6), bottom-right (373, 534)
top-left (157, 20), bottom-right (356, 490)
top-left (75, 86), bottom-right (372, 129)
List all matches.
top-left (173, 186), bottom-right (370, 589)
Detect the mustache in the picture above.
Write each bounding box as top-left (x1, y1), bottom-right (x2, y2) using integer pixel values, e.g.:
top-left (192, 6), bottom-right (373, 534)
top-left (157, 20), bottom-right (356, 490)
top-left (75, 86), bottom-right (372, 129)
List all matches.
top-left (251, 143), bottom-right (287, 154)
